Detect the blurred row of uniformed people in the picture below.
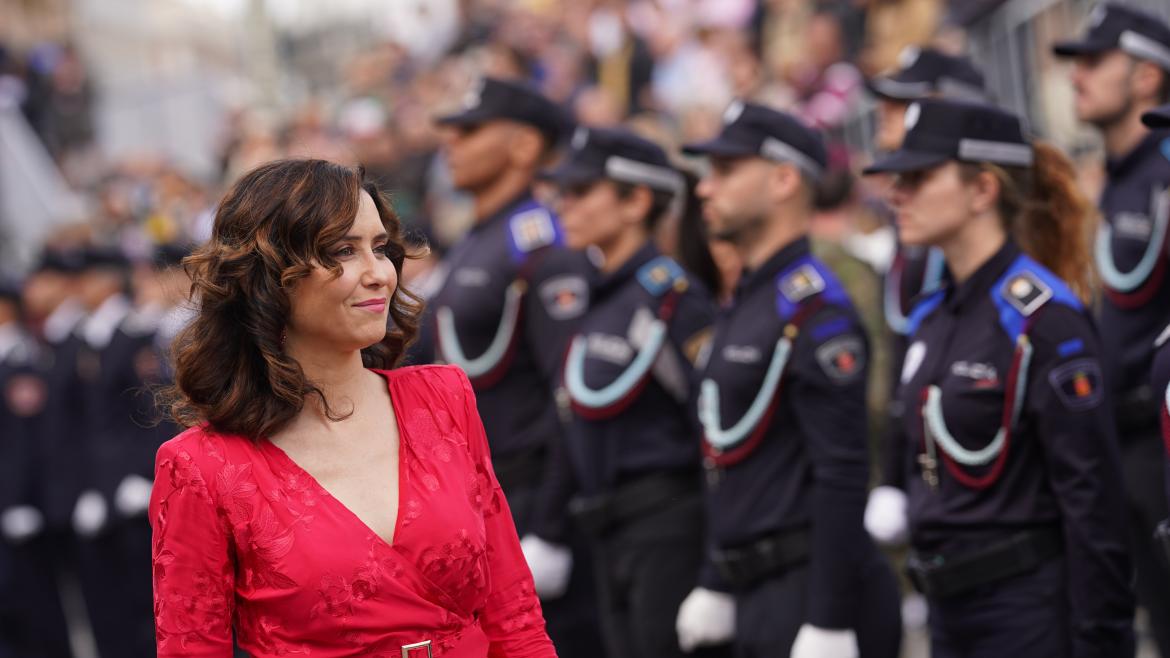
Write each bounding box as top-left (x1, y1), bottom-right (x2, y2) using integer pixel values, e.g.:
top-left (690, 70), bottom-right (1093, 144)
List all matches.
top-left (0, 242), bottom-right (192, 657)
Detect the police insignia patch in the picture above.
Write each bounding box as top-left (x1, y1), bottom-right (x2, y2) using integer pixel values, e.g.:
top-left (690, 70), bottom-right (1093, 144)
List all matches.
top-left (539, 275), bottom-right (588, 320)
top-left (1047, 358), bottom-right (1103, 411)
top-left (778, 264), bottom-right (825, 304)
top-left (815, 335), bottom-right (865, 383)
top-left (1000, 271), bottom-right (1051, 316)
top-left (5, 374), bottom-right (47, 417)
top-left (510, 209), bottom-right (557, 253)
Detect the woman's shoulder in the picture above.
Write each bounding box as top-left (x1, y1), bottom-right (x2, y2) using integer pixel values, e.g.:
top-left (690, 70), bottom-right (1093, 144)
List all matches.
top-left (156, 424), bottom-right (257, 475)
top-left (375, 364), bottom-right (473, 399)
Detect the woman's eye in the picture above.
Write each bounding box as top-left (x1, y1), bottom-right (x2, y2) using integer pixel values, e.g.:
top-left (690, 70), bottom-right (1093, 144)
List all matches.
top-left (334, 246), bottom-right (356, 257)
top-left (376, 244), bottom-right (393, 258)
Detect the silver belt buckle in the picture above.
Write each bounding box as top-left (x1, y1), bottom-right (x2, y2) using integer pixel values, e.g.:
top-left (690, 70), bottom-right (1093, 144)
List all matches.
top-left (401, 640), bottom-right (433, 657)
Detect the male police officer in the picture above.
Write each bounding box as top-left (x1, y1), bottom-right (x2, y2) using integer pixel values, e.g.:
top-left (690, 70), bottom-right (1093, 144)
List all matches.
top-left (863, 46), bottom-right (990, 545)
top-left (431, 76), bottom-right (601, 658)
top-left (678, 101), bottom-right (901, 658)
top-left (1054, 5), bottom-right (1170, 652)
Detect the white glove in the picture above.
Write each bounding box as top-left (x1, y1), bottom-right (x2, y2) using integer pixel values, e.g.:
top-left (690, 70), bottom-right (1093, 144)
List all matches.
top-left (115, 474), bottom-right (154, 518)
top-left (675, 587), bottom-right (736, 652)
top-left (864, 485), bottom-right (908, 546)
top-left (520, 535), bottom-right (572, 600)
top-left (73, 490), bottom-right (108, 538)
top-left (790, 624), bottom-right (858, 658)
top-left (1, 505), bottom-right (45, 543)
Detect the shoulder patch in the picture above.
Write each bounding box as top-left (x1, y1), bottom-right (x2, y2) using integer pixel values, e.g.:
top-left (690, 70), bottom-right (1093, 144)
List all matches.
top-left (538, 274), bottom-right (589, 320)
top-left (815, 334), bottom-right (866, 384)
top-left (778, 264), bottom-right (825, 304)
top-left (1047, 358), bottom-right (1103, 411)
top-left (5, 373), bottom-right (47, 417)
top-left (508, 207), bottom-right (559, 256)
top-left (637, 256), bottom-right (687, 297)
top-left (990, 254), bottom-right (1082, 342)
top-left (1000, 270), bottom-right (1052, 317)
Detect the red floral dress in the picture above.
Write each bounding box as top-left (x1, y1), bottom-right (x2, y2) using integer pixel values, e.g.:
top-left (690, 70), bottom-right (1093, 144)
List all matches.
top-left (149, 365), bottom-right (556, 657)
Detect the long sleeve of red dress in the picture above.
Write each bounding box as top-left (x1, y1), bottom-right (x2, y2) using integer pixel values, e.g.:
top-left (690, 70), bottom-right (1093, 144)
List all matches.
top-left (149, 365), bottom-right (557, 658)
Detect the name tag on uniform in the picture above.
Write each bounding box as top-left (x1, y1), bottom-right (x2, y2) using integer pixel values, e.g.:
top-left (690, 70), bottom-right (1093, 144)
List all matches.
top-left (722, 345), bottom-right (762, 364)
top-left (454, 268), bottom-right (491, 287)
top-left (586, 334), bottom-right (633, 365)
top-left (1113, 211), bottom-right (1152, 241)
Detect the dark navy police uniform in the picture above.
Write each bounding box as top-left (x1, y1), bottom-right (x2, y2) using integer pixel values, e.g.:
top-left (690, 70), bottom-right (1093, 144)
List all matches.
top-left (0, 283), bottom-right (72, 658)
top-left (431, 76), bottom-right (603, 658)
top-left (867, 98), bottom-right (1135, 658)
top-left (683, 103), bottom-right (901, 658)
top-left (866, 47), bottom-right (985, 494)
top-left (538, 127), bottom-right (728, 657)
top-left (1055, 10), bottom-right (1170, 651)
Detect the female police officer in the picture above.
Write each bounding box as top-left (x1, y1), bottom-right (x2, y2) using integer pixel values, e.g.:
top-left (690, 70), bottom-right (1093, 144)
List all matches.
top-left (530, 126), bottom-right (730, 657)
top-left (864, 98), bottom-right (1135, 656)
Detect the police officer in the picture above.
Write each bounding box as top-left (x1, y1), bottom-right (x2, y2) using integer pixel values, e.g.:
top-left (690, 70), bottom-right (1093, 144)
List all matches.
top-left (69, 244), bottom-right (160, 657)
top-left (1053, 6), bottom-right (1170, 650)
top-left (534, 126), bottom-right (729, 657)
top-left (865, 98), bottom-right (1135, 656)
top-left (430, 76), bottom-right (602, 657)
top-left (863, 47), bottom-right (989, 545)
top-left (681, 101), bottom-right (901, 658)
top-left (0, 278), bottom-right (72, 658)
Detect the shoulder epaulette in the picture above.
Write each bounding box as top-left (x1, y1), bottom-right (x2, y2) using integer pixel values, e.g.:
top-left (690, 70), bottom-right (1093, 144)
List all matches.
top-left (637, 256), bottom-right (687, 297)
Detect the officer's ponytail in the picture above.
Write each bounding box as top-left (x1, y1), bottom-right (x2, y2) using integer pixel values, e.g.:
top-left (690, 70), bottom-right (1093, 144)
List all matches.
top-left (961, 142), bottom-right (1095, 301)
top-left (614, 170), bottom-right (722, 295)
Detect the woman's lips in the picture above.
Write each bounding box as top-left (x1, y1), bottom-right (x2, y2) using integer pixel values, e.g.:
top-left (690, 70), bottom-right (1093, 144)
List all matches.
top-left (354, 298), bottom-right (387, 313)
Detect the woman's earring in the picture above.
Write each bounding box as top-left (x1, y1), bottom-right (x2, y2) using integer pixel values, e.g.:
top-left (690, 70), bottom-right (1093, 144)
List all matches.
top-left (280, 330), bottom-right (287, 348)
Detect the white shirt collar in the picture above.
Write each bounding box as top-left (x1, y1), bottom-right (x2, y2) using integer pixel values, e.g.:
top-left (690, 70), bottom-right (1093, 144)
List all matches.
top-left (81, 294), bottom-right (132, 349)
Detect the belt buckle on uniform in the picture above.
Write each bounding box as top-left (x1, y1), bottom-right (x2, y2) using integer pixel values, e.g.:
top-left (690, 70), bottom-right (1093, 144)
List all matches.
top-left (402, 640), bottom-right (433, 657)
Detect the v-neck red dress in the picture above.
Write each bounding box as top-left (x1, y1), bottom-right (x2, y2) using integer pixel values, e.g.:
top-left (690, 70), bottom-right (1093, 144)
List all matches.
top-left (148, 365), bottom-right (556, 657)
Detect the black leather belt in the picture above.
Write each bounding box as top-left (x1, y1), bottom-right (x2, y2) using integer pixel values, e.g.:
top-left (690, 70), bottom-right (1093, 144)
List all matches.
top-left (711, 527), bottom-right (811, 589)
top-left (1117, 385), bottom-right (1158, 434)
top-left (569, 471), bottom-right (700, 537)
top-left (492, 446), bottom-right (546, 493)
top-left (906, 527), bottom-right (1063, 600)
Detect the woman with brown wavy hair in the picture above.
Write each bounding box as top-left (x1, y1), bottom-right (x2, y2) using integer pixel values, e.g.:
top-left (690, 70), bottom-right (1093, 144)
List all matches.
top-left (149, 158), bottom-right (557, 657)
top-left (863, 99), bottom-right (1135, 657)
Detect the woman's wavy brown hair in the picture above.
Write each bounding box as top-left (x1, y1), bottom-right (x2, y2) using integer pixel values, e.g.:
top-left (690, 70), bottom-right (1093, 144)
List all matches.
top-left (960, 142), bottom-right (1096, 302)
top-left (164, 159), bottom-right (423, 439)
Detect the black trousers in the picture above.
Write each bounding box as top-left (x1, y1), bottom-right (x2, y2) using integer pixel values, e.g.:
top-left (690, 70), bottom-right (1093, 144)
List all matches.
top-left (926, 559), bottom-right (1136, 657)
top-left (506, 484), bottom-right (605, 658)
top-left (0, 533), bottom-right (72, 658)
top-left (589, 494), bottom-right (732, 658)
top-left (1121, 431), bottom-right (1170, 656)
top-left (733, 545), bottom-right (901, 658)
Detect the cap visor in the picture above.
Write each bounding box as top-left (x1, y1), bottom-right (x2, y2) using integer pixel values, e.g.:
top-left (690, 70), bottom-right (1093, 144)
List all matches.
top-left (1052, 39), bottom-right (1113, 57)
top-left (434, 107), bottom-right (496, 126)
top-left (538, 160), bottom-right (603, 187)
top-left (863, 149), bottom-right (951, 175)
top-left (681, 137), bottom-right (757, 158)
top-left (1142, 106), bottom-right (1170, 129)
top-left (866, 77), bottom-right (927, 101)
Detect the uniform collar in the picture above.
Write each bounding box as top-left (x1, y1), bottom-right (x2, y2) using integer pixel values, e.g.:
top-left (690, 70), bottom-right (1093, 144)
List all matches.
top-left (944, 240), bottom-right (1020, 312)
top-left (1106, 129), bottom-right (1169, 178)
top-left (42, 298), bottom-right (86, 344)
top-left (735, 235), bottom-right (811, 299)
top-left (0, 322), bottom-right (24, 362)
top-left (593, 241), bottom-right (660, 298)
top-left (81, 293), bottom-right (131, 349)
top-left (474, 190), bottom-right (536, 232)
